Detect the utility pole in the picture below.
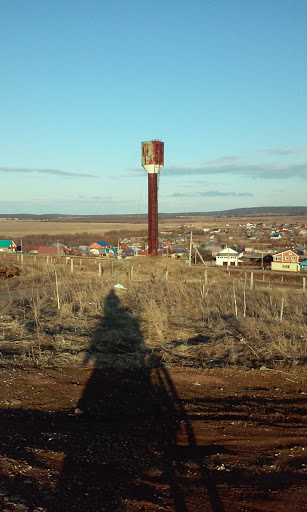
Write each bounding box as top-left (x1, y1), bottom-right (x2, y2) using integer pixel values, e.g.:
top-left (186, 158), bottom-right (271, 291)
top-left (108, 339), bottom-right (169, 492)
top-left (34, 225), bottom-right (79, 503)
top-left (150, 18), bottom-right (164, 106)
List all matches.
top-left (189, 231), bottom-right (193, 267)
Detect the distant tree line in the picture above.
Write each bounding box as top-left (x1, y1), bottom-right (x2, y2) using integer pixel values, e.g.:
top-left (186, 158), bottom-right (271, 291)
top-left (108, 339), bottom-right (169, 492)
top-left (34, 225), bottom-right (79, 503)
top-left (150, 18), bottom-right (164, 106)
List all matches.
top-left (1, 230), bottom-right (149, 248)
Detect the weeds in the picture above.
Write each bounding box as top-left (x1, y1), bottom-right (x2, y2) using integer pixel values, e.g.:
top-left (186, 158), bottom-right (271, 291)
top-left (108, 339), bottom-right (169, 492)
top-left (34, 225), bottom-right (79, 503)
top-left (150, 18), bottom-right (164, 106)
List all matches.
top-left (0, 257), bottom-right (306, 371)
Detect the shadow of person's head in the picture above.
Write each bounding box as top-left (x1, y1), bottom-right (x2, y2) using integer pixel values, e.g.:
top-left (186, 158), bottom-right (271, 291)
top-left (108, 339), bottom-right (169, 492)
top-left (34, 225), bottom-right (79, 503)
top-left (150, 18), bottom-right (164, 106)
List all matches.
top-left (83, 289), bottom-right (144, 365)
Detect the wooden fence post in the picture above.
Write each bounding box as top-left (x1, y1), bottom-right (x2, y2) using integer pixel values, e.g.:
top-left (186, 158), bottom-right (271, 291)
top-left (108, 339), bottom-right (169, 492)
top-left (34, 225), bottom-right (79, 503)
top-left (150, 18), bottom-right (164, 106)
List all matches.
top-left (280, 297), bottom-right (284, 322)
top-left (303, 277), bottom-right (306, 293)
top-left (98, 262), bottom-right (102, 277)
top-left (55, 269), bottom-right (60, 310)
top-left (70, 259), bottom-right (74, 273)
top-left (250, 272), bottom-right (254, 290)
top-left (233, 284), bottom-right (238, 318)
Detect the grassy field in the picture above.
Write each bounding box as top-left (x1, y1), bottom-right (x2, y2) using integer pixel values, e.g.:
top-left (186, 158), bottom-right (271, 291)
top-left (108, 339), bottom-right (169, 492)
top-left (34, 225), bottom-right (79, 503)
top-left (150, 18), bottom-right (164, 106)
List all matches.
top-left (0, 220), bottom-right (150, 238)
top-left (1, 213), bottom-right (307, 239)
top-left (1, 256), bottom-right (306, 371)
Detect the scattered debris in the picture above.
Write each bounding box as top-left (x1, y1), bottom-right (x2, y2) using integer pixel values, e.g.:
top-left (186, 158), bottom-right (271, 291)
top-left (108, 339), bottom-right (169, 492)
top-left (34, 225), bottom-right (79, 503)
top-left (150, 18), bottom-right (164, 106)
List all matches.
top-left (114, 283), bottom-right (127, 290)
top-left (4, 398), bottom-right (22, 407)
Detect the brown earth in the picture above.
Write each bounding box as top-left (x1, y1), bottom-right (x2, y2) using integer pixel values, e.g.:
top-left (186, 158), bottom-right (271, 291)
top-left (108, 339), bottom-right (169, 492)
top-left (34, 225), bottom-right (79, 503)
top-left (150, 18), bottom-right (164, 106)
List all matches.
top-left (1, 365), bottom-right (306, 512)
top-left (0, 264), bottom-right (19, 280)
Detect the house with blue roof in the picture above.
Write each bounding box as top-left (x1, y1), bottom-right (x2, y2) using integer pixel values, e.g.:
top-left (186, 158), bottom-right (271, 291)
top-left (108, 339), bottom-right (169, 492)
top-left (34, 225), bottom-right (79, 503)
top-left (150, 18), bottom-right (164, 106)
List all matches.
top-left (88, 241), bottom-right (110, 256)
top-left (124, 248), bottom-right (135, 257)
top-left (88, 241), bottom-right (109, 250)
top-left (105, 248), bottom-right (118, 256)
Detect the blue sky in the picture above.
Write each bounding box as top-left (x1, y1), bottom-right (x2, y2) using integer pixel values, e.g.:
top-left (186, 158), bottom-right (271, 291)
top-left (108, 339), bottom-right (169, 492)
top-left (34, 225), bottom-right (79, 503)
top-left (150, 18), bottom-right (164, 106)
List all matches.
top-left (1, 0), bottom-right (306, 214)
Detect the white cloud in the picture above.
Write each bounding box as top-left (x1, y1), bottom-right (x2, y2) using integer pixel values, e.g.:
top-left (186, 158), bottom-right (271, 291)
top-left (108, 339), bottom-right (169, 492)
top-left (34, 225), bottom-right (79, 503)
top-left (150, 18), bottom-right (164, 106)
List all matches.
top-left (169, 191), bottom-right (253, 197)
top-left (0, 167), bottom-right (97, 178)
top-left (258, 146), bottom-right (307, 155)
top-left (161, 162), bottom-right (307, 179)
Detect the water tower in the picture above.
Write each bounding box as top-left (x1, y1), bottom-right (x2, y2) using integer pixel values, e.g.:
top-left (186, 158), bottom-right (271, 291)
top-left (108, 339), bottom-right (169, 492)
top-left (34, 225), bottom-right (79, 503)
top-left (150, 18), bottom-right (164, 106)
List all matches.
top-left (142, 140), bottom-right (164, 256)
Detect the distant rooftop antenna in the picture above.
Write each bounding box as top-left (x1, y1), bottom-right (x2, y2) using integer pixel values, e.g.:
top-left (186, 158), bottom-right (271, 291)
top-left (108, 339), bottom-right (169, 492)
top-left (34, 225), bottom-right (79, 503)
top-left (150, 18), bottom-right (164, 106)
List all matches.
top-left (142, 140), bottom-right (164, 256)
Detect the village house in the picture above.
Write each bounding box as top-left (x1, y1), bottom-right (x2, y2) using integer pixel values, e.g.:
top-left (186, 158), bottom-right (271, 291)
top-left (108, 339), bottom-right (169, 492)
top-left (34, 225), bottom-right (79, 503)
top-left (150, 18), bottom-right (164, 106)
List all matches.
top-left (0, 240), bottom-right (17, 252)
top-left (22, 245), bottom-right (41, 254)
top-left (78, 245), bottom-right (89, 253)
top-left (123, 248), bottom-right (135, 257)
top-left (216, 248), bottom-right (241, 267)
top-left (300, 260), bottom-right (307, 272)
top-left (88, 241), bottom-right (109, 255)
top-left (37, 246), bottom-right (69, 256)
top-left (271, 250), bottom-right (300, 272)
top-left (201, 242), bottom-right (221, 256)
top-left (240, 253), bottom-right (273, 268)
top-left (171, 249), bottom-right (185, 258)
top-left (105, 248), bottom-right (118, 257)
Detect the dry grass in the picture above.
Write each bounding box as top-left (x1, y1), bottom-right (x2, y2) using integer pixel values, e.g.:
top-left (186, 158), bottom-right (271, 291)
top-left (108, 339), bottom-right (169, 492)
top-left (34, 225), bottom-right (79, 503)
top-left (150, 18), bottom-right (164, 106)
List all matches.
top-left (2, 213), bottom-right (306, 238)
top-left (0, 257), bottom-right (306, 372)
top-left (0, 220), bottom-right (149, 237)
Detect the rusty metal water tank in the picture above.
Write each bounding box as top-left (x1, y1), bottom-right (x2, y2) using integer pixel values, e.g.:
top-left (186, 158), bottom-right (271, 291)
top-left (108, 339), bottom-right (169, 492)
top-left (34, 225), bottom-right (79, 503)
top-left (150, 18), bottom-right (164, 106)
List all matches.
top-left (142, 140), bottom-right (164, 174)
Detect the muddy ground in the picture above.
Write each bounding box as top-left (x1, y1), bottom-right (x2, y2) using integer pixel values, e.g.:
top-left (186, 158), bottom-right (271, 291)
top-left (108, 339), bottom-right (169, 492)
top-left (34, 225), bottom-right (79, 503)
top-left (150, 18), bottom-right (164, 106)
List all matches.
top-left (0, 365), bottom-right (306, 512)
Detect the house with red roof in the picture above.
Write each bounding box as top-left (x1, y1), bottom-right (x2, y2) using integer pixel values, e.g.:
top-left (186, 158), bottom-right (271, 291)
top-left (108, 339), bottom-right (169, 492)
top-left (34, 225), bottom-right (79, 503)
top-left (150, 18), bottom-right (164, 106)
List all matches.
top-left (37, 246), bottom-right (69, 256)
top-left (271, 250), bottom-right (300, 272)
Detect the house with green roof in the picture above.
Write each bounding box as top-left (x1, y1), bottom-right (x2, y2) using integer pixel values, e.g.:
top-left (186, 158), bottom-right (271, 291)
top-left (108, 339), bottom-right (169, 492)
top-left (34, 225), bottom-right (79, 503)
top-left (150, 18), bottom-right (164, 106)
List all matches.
top-left (300, 260), bottom-right (307, 272)
top-left (0, 240), bottom-right (17, 252)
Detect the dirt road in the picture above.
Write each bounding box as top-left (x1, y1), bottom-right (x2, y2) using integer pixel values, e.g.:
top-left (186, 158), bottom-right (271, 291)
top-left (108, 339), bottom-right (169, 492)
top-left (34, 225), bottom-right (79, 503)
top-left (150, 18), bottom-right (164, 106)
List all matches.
top-left (0, 366), bottom-right (306, 511)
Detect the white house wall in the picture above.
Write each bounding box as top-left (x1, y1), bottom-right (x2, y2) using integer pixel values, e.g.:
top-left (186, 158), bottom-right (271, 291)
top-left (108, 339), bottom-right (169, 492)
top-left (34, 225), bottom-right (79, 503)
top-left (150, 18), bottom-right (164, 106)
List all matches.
top-left (216, 256), bottom-right (239, 266)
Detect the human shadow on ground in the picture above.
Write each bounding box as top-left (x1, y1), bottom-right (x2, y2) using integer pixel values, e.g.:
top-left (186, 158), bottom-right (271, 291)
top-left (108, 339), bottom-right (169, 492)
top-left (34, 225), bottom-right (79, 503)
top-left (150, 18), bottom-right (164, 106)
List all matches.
top-left (54, 289), bottom-right (225, 511)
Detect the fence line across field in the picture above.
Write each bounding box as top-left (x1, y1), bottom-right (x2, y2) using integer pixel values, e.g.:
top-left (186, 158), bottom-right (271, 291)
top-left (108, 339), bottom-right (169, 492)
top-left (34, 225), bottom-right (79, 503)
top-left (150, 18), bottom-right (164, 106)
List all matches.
top-left (0, 253), bottom-right (306, 291)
